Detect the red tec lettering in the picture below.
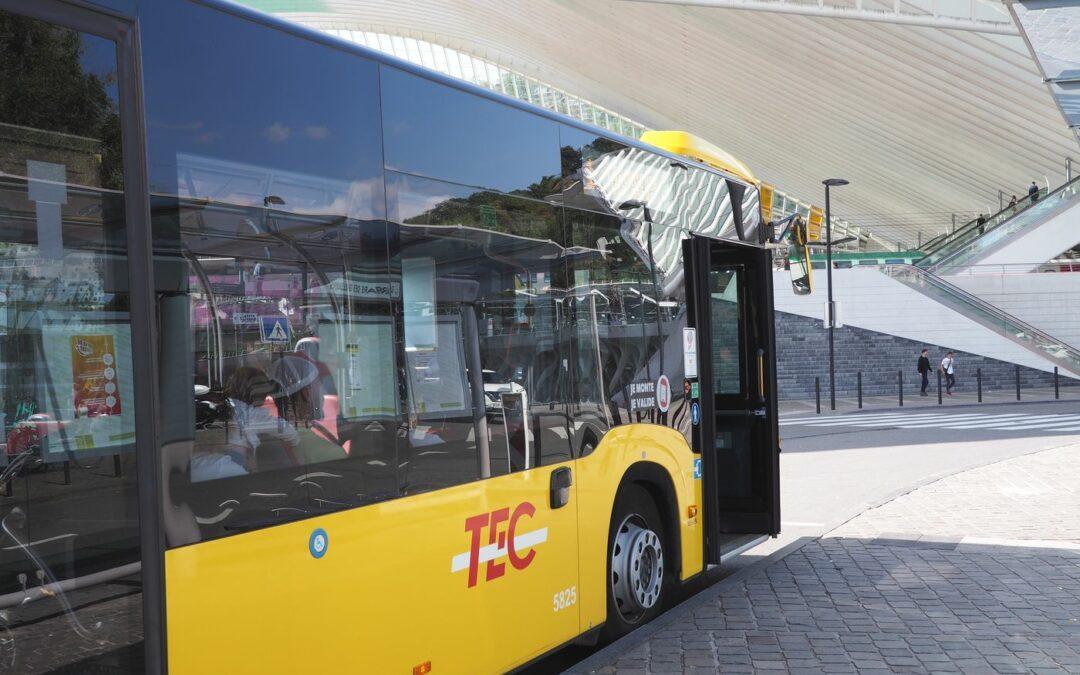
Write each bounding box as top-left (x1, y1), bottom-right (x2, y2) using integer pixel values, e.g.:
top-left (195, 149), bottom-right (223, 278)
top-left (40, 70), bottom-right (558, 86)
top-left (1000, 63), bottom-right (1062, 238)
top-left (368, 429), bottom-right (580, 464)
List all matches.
top-left (458, 501), bottom-right (547, 587)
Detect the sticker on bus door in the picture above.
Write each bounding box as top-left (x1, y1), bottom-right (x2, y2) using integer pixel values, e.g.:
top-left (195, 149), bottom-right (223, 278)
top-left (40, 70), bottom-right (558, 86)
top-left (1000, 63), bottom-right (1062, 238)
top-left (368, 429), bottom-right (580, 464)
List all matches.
top-left (683, 328), bottom-right (698, 378)
top-left (656, 375), bottom-right (670, 413)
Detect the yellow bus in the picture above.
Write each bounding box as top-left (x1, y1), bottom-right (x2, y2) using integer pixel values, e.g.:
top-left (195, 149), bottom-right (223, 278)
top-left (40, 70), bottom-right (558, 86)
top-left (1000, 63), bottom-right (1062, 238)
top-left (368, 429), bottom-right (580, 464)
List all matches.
top-left (0, 1), bottom-right (787, 672)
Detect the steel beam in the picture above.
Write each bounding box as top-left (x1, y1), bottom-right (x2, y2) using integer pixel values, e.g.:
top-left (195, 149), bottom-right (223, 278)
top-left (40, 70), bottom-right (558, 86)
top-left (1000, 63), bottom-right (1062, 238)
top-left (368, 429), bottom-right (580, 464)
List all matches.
top-left (619, 0), bottom-right (1018, 34)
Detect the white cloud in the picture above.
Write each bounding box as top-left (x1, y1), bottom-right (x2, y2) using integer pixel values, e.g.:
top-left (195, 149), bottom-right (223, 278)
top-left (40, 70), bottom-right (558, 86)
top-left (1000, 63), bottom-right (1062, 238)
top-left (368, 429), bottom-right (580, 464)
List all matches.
top-left (263, 123), bottom-right (291, 143)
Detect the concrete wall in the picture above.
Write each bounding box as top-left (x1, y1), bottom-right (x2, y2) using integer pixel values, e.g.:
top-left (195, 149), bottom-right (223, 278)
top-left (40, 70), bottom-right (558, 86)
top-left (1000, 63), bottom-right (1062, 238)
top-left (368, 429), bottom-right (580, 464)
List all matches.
top-left (775, 311), bottom-right (1074, 400)
top-left (948, 271), bottom-right (1080, 348)
top-left (773, 267), bottom-right (1069, 376)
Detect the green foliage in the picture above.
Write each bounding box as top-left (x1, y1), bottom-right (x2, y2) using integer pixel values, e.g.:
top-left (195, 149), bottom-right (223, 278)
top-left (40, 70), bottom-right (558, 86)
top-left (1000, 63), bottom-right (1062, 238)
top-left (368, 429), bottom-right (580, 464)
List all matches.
top-left (0, 12), bottom-right (122, 189)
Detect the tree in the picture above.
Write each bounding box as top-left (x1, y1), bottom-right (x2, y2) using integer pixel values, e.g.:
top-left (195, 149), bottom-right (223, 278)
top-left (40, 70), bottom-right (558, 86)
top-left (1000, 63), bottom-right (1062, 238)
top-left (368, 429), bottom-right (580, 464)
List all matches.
top-left (0, 13), bottom-right (122, 189)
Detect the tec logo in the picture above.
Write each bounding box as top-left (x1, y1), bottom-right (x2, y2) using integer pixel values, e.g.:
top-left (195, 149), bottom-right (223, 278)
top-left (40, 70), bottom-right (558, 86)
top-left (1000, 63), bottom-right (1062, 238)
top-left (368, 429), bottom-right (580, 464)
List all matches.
top-left (451, 502), bottom-right (548, 587)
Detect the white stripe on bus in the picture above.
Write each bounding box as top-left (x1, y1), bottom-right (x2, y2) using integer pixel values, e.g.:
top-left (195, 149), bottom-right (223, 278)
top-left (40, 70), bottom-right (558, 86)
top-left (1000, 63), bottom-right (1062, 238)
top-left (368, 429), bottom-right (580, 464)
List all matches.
top-left (450, 527), bottom-right (549, 573)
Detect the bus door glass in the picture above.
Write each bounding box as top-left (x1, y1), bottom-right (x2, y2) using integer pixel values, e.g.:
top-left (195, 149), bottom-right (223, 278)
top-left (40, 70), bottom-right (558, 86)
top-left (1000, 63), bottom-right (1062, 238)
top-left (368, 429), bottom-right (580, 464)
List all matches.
top-left (685, 236), bottom-right (780, 564)
top-left (0, 4), bottom-right (145, 671)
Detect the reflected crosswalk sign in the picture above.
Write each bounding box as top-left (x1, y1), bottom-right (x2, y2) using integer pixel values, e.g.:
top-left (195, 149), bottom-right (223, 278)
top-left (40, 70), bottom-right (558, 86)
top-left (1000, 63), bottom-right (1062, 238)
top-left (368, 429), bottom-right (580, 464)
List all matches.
top-left (260, 316), bottom-right (291, 344)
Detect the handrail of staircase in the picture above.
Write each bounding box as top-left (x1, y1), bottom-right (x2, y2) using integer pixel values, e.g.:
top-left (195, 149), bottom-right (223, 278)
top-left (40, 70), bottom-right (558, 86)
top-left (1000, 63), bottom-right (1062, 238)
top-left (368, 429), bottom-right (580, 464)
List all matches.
top-left (919, 192), bottom-right (1040, 261)
top-left (881, 263), bottom-right (1080, 360)
top-left (917, 174), bottom-right (1080, 266)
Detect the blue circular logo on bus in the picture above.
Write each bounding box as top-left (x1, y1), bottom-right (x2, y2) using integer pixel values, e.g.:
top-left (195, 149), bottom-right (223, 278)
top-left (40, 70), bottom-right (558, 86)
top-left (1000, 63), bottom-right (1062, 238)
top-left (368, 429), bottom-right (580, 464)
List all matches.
top-left (309, 528), bottom-right (328, 559)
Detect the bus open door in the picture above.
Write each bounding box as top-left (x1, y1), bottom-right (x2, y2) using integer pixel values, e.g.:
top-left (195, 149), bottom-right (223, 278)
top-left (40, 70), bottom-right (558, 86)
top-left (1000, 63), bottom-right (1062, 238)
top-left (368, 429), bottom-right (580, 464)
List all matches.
top-left (684, 235), bottom-right (781, 564)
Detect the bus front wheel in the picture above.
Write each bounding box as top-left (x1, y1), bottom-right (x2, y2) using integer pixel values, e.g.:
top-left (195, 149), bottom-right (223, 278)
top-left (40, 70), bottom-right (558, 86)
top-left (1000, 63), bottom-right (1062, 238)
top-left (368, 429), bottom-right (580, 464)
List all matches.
top-left (602, 484), bottom-right (669, 640)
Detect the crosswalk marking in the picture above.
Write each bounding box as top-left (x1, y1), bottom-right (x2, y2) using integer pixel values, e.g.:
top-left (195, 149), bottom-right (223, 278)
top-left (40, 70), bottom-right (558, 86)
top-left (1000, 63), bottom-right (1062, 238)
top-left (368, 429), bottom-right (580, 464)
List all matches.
top-left (782, 412), bottom-right (1025, 424)
top-left (945, 415), bottom-right (1080, 430)
top-left (783, 412), bottom-right (1028, 425)
top-left (782, 410), bottom-right (1080, 433)
top-left (782, 413), bottom-right (1006, 428)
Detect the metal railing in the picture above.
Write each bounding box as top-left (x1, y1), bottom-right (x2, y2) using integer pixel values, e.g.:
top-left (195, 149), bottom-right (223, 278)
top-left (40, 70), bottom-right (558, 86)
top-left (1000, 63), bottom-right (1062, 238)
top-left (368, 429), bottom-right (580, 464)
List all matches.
top-left (917, 175), bottom-right (1080, 272)
top-left (917, 192), bottom-right (1045, 259)
top-left (882, 263), bottom-right (1080, 377)
top-left (801, 365), bottom-right (1071, 413)
top-left (933, 261), bottom-right (1080, 276)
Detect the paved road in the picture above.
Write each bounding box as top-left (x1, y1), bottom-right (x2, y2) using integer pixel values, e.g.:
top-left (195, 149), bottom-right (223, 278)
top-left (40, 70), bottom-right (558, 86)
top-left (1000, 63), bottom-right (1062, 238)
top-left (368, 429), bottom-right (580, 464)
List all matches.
top-left (573, 441), bottom-right (1080, 673)
top-left (547, 400), bottom-right (1080, 673)
top-left (772, 400), bottom-right (1080, 561)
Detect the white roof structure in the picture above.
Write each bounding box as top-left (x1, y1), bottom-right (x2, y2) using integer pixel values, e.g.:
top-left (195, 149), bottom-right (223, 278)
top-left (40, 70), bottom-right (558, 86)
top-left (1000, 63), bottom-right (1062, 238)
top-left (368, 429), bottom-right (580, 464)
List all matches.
top-left (256, 0), bottom-right (1079, 248)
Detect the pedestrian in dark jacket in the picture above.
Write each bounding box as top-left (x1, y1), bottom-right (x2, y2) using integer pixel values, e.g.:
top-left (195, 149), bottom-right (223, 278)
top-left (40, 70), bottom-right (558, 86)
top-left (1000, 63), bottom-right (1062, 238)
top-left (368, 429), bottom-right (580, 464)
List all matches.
top-left (976, 214), bottom-right (987, 235)
top-left (1029, 181), bottom-right (1040, 203)
top-left (917, 349), bottom-right (932, 396)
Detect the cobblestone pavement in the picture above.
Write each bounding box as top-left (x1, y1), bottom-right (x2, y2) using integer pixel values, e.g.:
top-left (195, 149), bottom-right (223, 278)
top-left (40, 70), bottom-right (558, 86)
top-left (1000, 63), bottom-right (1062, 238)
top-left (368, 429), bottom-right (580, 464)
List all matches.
top-left (575, 445), bottom-right (1080, 674)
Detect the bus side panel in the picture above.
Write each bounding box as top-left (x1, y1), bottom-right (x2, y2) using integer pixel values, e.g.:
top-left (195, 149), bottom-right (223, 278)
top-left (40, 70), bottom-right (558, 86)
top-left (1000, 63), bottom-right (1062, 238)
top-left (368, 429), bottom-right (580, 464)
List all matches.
top-left (575, 425), bottom-right (703, 631)
top-left (165, 462), bottom-right (579, 674)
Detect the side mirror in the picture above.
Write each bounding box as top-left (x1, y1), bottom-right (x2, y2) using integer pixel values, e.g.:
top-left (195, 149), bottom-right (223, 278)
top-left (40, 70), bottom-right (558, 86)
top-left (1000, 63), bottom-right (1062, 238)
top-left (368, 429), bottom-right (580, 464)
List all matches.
top-left (788, 216), bottom-right (813, 295)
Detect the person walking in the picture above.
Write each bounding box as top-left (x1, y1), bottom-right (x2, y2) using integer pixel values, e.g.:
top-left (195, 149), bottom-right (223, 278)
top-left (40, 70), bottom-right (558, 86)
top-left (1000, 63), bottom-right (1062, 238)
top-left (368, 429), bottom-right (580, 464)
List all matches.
top-left (1008, 194), bottom-right (1018, 211)
top-left (976, 214), bottom-right (987, 235)
top-left (1028, 181), bottom-right (1040, 203)
top-left (940, 351), bottom-right (956, 396)
top-left (917, 349), bottom-right (932, 396)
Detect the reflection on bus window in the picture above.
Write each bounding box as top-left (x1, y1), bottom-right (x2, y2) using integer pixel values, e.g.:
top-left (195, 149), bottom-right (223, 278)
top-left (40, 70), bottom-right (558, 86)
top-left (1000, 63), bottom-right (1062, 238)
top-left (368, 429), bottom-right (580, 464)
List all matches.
top-left (144, 5), bottom-right (394, 544)
top-left (0, 10), bottom-right (143, 671)
top-left (710, 268), bottom-right (744, 395)
top-left (388, 172), bottom-right (573, 487)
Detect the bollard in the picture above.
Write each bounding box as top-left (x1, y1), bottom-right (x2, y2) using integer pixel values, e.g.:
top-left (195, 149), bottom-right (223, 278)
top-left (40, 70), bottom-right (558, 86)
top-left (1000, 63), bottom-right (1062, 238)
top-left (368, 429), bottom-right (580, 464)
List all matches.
top-left (113, 454), bottom-right (122, 478)
top-left (898, 370), bottom-right (903, 407)
top-left (63, 460), bottom-right (71, 486)
top-left (1055, 366), bottom-right (1059, 400)
top-left (815, 377), bottom-right (821, 414)
top-left (3, 479), bottom-right (11, 498)
top-left (1015, 365), bottom-right (1021, 401)
top-left (977, 368), bottom-right (982, 403)
top-left (937, 369), bottom-right (943, 404)
top-left (857, 371), bottom-right (863, 409)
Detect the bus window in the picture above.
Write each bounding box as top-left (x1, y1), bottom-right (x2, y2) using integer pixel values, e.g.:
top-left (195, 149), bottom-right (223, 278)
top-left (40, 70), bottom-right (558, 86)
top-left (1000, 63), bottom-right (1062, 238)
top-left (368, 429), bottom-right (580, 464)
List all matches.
top-left (381, 66), bottom-right (561, 195)
top-left (142, 4), bottom-right (391, 543)
top-left (564, 208), bottom-right (663, 449)
top-left (387, 172), bottom-right (573, 482)
top-left (710, 268), bottom-right (744, 394)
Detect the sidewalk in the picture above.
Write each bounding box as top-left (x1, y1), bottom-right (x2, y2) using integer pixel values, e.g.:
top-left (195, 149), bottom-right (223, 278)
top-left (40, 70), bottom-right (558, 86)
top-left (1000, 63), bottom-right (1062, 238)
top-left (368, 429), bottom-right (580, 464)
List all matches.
top-left (781, 385), bottom-right (1080, 417)
top-left (571, 443), bottom-right (1080, 674)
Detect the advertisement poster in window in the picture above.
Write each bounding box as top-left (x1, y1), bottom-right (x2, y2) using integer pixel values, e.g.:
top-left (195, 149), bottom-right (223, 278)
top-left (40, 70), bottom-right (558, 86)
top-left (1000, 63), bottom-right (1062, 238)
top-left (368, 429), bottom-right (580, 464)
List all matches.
top-left (38, 312), bottom-right (136, 459)
top-left (323, 318), bottom-right (398, 420)
top-left (406, 317), bottom-right (470, 418)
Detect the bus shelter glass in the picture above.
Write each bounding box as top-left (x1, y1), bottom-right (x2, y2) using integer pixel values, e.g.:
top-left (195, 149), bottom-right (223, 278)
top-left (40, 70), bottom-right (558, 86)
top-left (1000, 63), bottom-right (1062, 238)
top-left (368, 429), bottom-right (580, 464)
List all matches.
top-left (0, 10), bottom-right (142, 672)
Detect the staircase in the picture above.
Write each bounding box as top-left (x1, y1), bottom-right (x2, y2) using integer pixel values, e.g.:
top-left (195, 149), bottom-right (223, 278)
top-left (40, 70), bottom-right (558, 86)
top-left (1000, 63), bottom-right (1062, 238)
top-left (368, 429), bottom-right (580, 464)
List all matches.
top-left (882, 263), bottom-right (1080, 377)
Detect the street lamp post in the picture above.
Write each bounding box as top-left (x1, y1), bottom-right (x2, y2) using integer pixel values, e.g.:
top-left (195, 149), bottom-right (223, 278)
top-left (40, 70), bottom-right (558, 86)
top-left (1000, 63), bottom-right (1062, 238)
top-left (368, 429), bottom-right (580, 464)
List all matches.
top-left (823, 178), bottom-right (849, 411)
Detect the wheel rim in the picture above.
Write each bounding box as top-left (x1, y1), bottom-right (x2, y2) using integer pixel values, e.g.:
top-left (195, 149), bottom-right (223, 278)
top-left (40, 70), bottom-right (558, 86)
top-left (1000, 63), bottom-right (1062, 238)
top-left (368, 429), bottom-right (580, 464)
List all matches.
top-left (610, 513), bottom-right (664, 623)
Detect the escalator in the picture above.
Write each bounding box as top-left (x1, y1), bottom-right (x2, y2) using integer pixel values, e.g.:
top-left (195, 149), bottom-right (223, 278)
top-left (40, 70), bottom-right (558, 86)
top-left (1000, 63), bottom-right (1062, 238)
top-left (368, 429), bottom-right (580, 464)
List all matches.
top-left (883, 263), bottom-right (1080, 377)
top-left (918, 175), bottom-right (1080, 273)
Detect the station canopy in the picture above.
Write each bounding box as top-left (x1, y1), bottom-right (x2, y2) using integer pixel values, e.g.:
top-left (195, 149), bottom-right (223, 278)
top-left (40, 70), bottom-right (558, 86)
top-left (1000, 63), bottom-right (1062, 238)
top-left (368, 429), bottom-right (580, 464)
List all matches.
top-left (252, 0), bottom-right (1080, 249)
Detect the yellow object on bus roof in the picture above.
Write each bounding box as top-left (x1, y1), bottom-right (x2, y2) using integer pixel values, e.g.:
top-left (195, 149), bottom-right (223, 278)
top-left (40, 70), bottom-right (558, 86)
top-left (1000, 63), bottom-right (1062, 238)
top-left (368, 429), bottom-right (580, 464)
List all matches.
top-left (641, 130), bottom-right (757, 185)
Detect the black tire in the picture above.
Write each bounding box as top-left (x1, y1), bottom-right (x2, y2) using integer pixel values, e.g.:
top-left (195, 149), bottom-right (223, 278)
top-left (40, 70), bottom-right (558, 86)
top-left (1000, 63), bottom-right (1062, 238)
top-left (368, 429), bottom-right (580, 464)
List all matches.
top-left (601, 483), bottom-right (671, 641)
